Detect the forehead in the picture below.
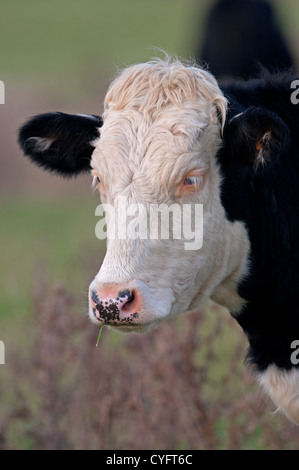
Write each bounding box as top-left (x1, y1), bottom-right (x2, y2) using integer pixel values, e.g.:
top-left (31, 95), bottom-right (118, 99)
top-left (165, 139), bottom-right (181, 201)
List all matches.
top-left (90, 59), bottom-right (224, 191)
top-left (91, 106), bottom-right (206, 174)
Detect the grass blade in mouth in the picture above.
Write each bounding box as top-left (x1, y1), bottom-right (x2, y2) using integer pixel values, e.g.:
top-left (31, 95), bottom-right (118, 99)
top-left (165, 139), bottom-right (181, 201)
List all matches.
top-left (96, 324), bottom-right (104, 347)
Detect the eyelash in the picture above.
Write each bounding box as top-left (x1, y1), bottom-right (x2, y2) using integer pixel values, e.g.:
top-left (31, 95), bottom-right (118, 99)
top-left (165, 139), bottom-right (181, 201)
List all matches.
top-left (91, 173), bottom-right (101, 188)
top-left (183, 176), bottom-right (202, 186)
top-left (183, 175), bottom-right (204, 188)
top-left (176, 173), bottom-right (204, 198)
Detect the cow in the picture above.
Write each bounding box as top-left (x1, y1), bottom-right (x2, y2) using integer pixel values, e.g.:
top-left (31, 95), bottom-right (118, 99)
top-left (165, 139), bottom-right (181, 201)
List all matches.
top-left (18, 57), bottom-right (299, 424)
top-left (198, 0), bottom-right (294, 79)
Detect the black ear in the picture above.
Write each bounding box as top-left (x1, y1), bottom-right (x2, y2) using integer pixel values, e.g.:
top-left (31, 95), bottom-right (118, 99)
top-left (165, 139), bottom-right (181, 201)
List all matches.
top-left (18, 112), bottom-right (103, 177)
top-left (223, 107), bottom-right (290, 169)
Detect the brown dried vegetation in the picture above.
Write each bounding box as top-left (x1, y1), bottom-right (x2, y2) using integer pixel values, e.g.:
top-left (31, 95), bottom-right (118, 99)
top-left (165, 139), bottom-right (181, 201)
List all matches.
top-left (0, 283), bottom-right (298, 450)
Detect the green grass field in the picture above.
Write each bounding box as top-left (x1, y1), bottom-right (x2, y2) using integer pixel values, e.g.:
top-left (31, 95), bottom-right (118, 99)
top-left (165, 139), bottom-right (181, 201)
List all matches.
top-left (1, 0), bottom-right (298, 84)
top-left (0, 198), bottom-right (104, 323)
top-left (0, 0), bottom-right (208, 84)
top-left (1, 0), bottom-right (299, 450)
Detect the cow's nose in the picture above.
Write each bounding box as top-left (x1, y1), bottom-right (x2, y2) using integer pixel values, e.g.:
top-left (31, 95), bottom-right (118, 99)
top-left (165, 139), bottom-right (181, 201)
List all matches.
top-left (89, 285), bottom-right (140, 324)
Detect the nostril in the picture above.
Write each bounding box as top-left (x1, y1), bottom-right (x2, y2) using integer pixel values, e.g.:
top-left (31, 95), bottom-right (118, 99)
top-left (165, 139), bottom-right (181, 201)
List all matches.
top-left (117, 288), bottom-right (133, 301)
top-left (91, 290), bottom-right (100, 305)
top-left (121, 290), bottom-right (135, 312)
top-left (90, 285), bottom-right (140, 323)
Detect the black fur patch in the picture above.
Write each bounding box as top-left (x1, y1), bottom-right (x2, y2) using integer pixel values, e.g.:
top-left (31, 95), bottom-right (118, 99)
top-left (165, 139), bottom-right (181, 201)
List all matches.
top-left (218, 70), bottom-right (299, 370)
top-left (198, 0), bottom-right (294, 79)
top-left (18, 112), bottom-right (103, 177)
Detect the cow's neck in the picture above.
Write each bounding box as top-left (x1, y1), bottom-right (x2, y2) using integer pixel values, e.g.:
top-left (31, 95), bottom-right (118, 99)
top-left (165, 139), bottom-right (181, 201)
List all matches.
top-left (189, 211), bottom-right (250, 314)
top-left (210, 216), bottom-right (250, 313)
top-left (216, 150), bottom-right (299, 370)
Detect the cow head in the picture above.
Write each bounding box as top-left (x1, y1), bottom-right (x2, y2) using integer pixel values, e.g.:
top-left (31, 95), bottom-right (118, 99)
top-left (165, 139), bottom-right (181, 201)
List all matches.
top-left (19, 59), bottom-right (287, 333)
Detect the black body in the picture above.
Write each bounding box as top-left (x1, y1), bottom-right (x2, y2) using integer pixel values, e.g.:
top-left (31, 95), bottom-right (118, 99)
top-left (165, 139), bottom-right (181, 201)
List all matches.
top-left (199, 0), bottom-right (294, 79)
top-left (218, 70), bottom-right (299, 370)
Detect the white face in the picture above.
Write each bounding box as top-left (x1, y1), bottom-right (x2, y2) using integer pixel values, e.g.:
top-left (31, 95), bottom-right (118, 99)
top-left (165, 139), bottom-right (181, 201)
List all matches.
top-left (88, 61), bottom-right (249, 332)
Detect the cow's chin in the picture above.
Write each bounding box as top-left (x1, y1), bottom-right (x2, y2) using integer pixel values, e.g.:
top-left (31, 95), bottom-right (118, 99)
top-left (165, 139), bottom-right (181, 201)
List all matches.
top-left (89, 309), bottom-right (164, 334)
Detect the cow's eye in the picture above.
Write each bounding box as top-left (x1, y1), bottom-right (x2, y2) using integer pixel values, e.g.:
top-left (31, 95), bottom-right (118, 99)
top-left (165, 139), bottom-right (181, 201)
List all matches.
top-left (91, 170), bottom-right (101, 187)
top-left (183, 175), bottom-right (203, 186)
top-left (177, 173), bottom-right (204, 198)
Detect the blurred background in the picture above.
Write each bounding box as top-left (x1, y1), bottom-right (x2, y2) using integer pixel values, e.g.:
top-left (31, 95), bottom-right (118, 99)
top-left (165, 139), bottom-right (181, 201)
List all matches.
top-left (1, 0), bottom-right (299, 450)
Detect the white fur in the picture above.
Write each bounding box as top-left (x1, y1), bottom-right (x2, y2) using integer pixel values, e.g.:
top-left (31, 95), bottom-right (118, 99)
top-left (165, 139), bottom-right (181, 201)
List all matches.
top-left (90, 58), bottom-right (250, 329)
top-left (258, 366), bottom-right (299, 425)
top-left (27, 136), bottom-right (54, 152)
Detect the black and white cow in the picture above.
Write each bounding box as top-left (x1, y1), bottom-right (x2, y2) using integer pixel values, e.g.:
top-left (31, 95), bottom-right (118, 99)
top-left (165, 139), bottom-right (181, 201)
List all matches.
top-left (19, 58), bottom-right (299, 424)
